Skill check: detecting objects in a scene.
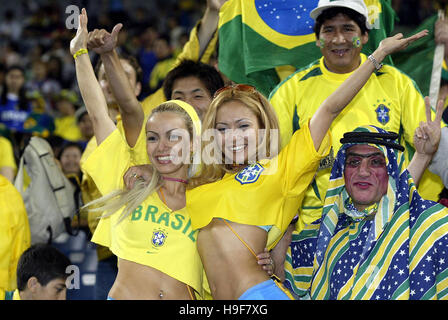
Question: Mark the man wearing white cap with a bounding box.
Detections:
[269,0,444,286]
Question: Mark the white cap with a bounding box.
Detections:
[310,0,369,28]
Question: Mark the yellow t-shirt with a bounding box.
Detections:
[0,136,17,173]
[0,175,31,298]
[269,54,444,231]
[83,129,203,295]
[54,116,82,142]
[187,121,331,250]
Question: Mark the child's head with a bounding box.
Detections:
[16,244,71,300]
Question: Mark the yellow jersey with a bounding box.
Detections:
[0,136,16,173]
[0,175,30,298]
[83,129,203,295]
[187,121,331,250]
[269,54,444,232]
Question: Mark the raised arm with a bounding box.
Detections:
[87,25,144,147]
[309,30,429,151]
[70,8,115,145]
[197,0,228,57]
[435,14,448,61]
[408,97,444,186]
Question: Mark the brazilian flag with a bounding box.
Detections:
[218,0,396,97]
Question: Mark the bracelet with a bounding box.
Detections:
[368,54,383,71]
[73,48,88,59]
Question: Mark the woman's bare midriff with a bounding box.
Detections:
[197,218,270,300]
[108,258,194,300]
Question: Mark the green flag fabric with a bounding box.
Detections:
[392,14,440,98]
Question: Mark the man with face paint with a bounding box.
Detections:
[269,0,445,282]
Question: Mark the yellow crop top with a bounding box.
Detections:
[186,121,331,250]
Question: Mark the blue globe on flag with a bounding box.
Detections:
[255,0,318,36]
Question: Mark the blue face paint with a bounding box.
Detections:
[352,36,361,48]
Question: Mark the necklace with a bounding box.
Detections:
[162,176,188,184]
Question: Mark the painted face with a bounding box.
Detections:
[59,146,82,175]
[34,278,67,300]
[171,76,212,121]
[98,59,138,105]
[344,144,389,211]
[317,13,368,73]
[215,100,261,165]
[146,112,191,175]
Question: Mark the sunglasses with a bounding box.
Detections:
[213,84,258,99]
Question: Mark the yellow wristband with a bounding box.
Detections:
[73,48,88,59]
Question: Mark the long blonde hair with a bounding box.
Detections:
[189,87,280,188]
[83,101,195,224]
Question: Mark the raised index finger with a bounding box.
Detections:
[79,8,88,30]
[434,99,445,124]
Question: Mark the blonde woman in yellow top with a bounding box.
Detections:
[186,31,429,299]
[71,9,203,300]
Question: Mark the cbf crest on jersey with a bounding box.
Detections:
[151,229,168,247]
[235,163,264,185]
[375,102,390,125]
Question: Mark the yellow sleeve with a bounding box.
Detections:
[174,21,218,66]
[0,176,30,294]
[269,75,298,149]
[82,129,131,196]
[275,120,331,195]
[0,137,17,172]
[116,119,150,166]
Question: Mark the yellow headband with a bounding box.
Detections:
[164,99,202,140]
[159,99,202,177]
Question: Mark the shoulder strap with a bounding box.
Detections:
[221,219,258,259]
[220,218,282,282]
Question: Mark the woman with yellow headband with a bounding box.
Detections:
[71,9,203,300]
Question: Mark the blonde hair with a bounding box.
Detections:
[83,101,194,224]
[189,88,280,188]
